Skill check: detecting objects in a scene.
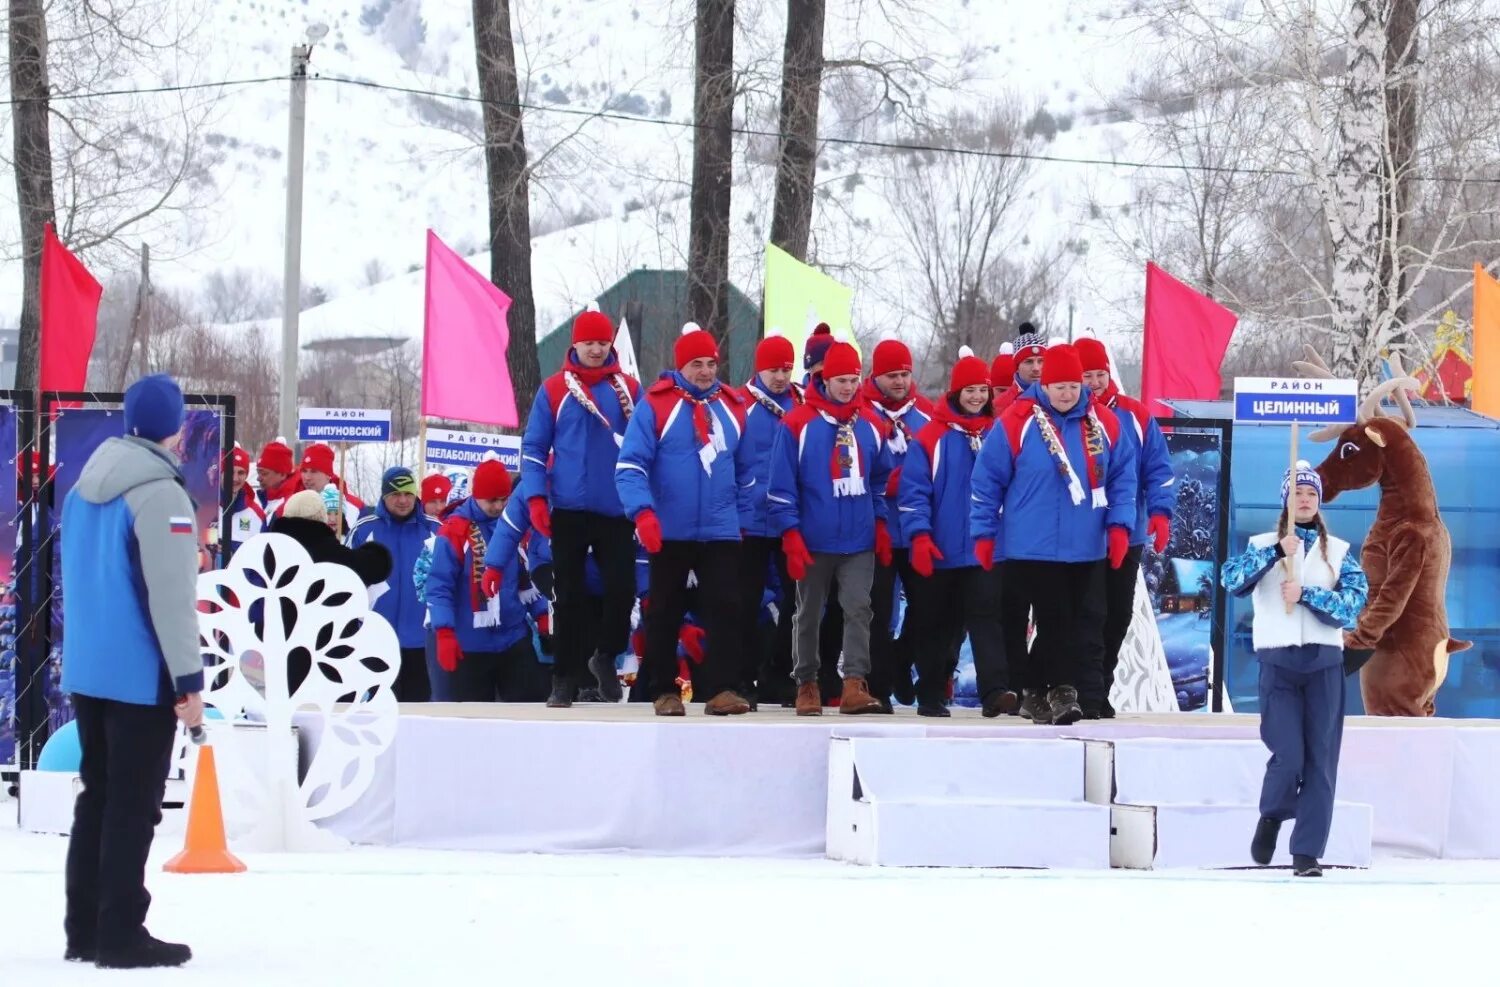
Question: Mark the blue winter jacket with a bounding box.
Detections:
[615,371,755,542]
[427,498,538,653]
[863,379,931,551]
[61,437,204,705]
[969,386,1140,563]
[739,378,800,537]
[766,382,894,555]
[898,403,993,569]
[349,502,439,649]
[1101,385,1178,546]
[520,349,642,517]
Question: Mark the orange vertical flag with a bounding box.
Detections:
[1473,263,1500,418]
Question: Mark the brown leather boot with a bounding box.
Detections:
[795,681,823,716]
[704,691,751,716]
[839,677,884,714]
[653,693,686,716]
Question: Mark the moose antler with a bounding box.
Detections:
[1292,344,1333,380]
[1294,345,1419,439]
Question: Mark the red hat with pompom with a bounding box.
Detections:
[1075,335,1111,375]
[949,346,991,393]
[472,454,513,500]
[755,330,796,372]
[674,322,720,369]
[1040,343,1084,385]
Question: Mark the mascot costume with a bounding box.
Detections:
[1295,348,1470,715]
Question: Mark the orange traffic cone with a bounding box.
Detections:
[164,744,247,874]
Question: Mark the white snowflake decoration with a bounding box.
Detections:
[197,533,400,845]
[1114,568,1180,713]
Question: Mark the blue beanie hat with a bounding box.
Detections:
[321,483,343,514]
[123,374,185,442]
[1281,459,1322,504]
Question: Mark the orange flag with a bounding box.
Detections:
[1474,263,1500,418]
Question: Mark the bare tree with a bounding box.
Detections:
[473,0,541,417]
[7,0,56,391]
[688,0,736,352]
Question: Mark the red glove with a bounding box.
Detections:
[1148,515,1171,554]
[975,538,996,572]
[782,529,814,582]
[481,566,504,598]
[536,612,551,637]
[528,497,553,538]
[1108,526,1130,569]
[874,519,893,567]
[909,533,943,578]
[435,628,463,673]
[635,509,663,554]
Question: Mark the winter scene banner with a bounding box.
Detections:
[0,404,18,764]
[1141,428,1226,712]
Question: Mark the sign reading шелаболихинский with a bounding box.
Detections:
[297,407,393,443]
[424,427,521,469]
[1232,377,1359,425]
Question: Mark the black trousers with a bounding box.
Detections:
[738,536,795,702]
[394,646,432,703]
[1002,559,1106,694]
[643,540,741,701]
[905,565,1008,705]
[65,695,178,952]
[549,509,637,679]
[431,636,550,702]
[1002,563,1038,693]
[1091,545,1143,709]
[868,548,915,702]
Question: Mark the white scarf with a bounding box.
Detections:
[820,411,867,497]
[1030,404,1109,509]
[564,371,635,447]
[872,399,917,455]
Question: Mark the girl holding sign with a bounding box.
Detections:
[1220,461,1368,876]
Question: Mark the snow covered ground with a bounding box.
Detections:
[4,803,1498,985]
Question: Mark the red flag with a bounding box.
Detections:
[1140,261,1237,417]
[39,223,102,392]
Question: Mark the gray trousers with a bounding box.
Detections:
[793,551,876,684]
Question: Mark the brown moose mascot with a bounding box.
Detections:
[1295,348,1471,716]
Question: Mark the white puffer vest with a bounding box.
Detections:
[1248,530,1350,650]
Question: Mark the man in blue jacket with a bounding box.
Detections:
[489,309,641,707]
[736,332,803,706]
[349,466,440,702]
[430,460,549,701]
[1077,336,1177,717]
[616,326,757,716]
[61,374,203,970]
[969,344,1139,726]
[768,341,894,716]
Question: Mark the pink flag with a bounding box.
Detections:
[1140,261,1238,417]
[422,230,518,427]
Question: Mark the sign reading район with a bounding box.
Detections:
[1232,377,1358,424]
[425,427,521,469]
[297,407,393,443]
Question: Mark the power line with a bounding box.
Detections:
[8,70,1500,186]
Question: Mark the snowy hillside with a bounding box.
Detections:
[1,0,1168,355]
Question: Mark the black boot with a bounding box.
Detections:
[917,701,951,717]
[1019,689,1053,725]
[892,664,917,706]
[1292,854,1323,877]
[546,676,574,708]
[1099,698,1116,719]
[95,934,192,970]
[64,944,95,963]
[588,651,623,702]
[1046,686,1082,726]
[1250,816,1281,865]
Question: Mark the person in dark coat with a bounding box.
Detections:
[348,467,440,702]
[268,491,392,588]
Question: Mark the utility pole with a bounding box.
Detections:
[279,25,327,441]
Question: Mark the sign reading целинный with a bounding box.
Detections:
[297,407,393,443]
[1232,377,1358,424]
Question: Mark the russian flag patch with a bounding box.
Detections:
[169,516,194,535]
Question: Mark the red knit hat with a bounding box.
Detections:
[571,309,615,345]
[231,444,251,472]
[674,323,720,369]
[1040,343,1084,385]
[872,335,913,377]
[472,457,513,500]
[300,443,336,476]
[821,341,862,380]
[803,322,835,370]
[991,343,1015,386]
[257,439,295,475]
[421,474,452,504]
[949,347,991,393]
[755,334,796,372]
[1075,336,1111,375]
[1015,338,1046,363]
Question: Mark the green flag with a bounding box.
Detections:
[763,243,855,364]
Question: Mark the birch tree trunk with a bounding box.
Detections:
[473,0,541,415]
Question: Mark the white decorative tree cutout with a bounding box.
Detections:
[197,533,399,849]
